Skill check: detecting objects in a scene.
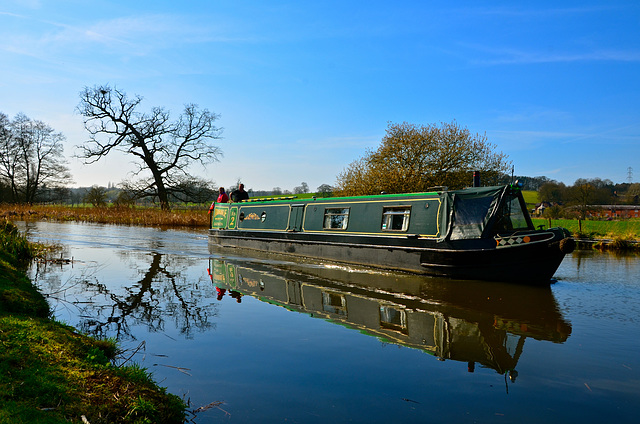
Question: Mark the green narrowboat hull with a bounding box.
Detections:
[208,185,575,284]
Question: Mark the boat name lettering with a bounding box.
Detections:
[244,212,262,221]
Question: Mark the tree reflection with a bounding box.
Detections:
[31,251,217,341]
[571,249,640,281]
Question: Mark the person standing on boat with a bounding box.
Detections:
[208,187,229,227]
[230,183,249,202]
[217,187,229,203]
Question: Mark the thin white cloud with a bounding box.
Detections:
[295,135,380,149]
[43,15,212,54]
[460,5,620,18]
[491,124,640,150]
[0,11,25,17]
[559,123,640,144]
[1,11,252,61]
[493,129,587,139]
[4,0,41,9]
[494,108,573,124]
[472,47,640,65]
[450,4,640,66]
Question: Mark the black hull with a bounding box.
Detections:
[419,241,566,283]
[208,227,573,285]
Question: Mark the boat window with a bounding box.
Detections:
[380,305,408,334]
[323,208,349,230]
[322,291,347,316]
[381,207,410,231]
[494,195,531,233]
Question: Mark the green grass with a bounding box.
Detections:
[532,217,640,240]
[519,190,640,243]
[522,190,538,209]
[0,221,187,424]
[0,220,36,261]
[521,191,640,241]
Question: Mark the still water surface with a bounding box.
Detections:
[19,221,640,423]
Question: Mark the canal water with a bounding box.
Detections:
[18,221,640,423]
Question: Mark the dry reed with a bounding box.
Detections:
[0,204,209,228]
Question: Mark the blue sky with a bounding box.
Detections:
[1,0,639,192]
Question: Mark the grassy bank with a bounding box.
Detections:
[0,221,186,424]
[532,218,640,240]
[532,218,640,251]
[521,190,538,210]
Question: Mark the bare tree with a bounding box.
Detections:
[76,85,223,210]
[84,185,108,207]
[539,181,568,205]
[0,112,72,203]
[627,183,640,205]
[293,181,309,194]
[316,183,334,196]
[568,178,614,220]
[170,175,217,204]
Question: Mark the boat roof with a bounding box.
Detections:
[240,185,513,205]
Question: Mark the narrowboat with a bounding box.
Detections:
[208,184,575,284]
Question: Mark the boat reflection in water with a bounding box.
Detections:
[207,257,571,377]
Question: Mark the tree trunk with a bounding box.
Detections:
[154,174,170,211]
[145,154,171,211]
[158,190,170,211]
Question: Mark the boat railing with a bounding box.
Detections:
[242,196,297,203]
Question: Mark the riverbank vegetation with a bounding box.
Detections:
[526,183,640,250]
[0,203,209,228]
[0,220,186,423]
[532,218,640,251]
[532,218,640,239]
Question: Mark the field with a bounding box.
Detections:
[522,190,538,209]
[521,189,640,241]
[532,218,640,240]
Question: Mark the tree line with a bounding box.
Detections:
[80,181,331,208]
[0,112,72,203]
[537,178,640,220]
[1,86,335,208]
[1,85,637,211]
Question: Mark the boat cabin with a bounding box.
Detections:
[210,185,533,242]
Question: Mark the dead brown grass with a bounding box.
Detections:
[0,204,209,229]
